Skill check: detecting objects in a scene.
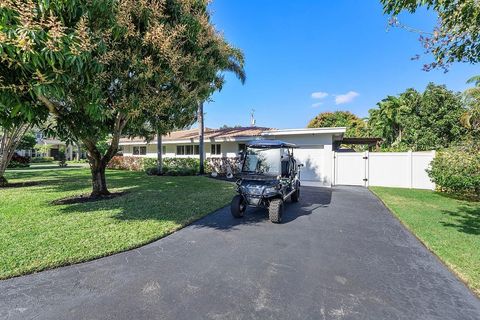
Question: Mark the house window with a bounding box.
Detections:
[133,146,147,155]
[238,143,246,153]
[177,145,199,155]
[162,145,166,155]
[211,144,221,155]
[176,145,185,155]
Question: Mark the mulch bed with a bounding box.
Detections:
[51,191,128,205]
[0,181,42,188]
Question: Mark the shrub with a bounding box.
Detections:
[107,156,147,171]
[427,145,480,197]
[7,154,30,168]
[67,159,88,163]
[58,148,67,167]
[146,158,213,176]
[31,157,54,163]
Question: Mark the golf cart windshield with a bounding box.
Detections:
[242,148,281,175]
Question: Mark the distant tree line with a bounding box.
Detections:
[308,82,479,152]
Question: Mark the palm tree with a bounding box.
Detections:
[197,46,246,174]
[369,96,404,147]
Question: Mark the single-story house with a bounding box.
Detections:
[15,132,87,161]
[119,126,346,186]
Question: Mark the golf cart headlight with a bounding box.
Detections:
[245,185,262,195]
[264,186,276,194]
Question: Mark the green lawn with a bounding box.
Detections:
[0,168,235,279]
[370,187,480,296]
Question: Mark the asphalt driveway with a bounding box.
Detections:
[1,186,479,320]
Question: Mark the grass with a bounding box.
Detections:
[0,167,235,279]
[370,187,480,296]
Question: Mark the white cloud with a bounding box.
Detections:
[311,102,323,108]
[311,91,328,99]
[335,91,359,105]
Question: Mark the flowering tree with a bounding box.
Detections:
[0,0,88,185]
[1,0,244,196]
[381,0,480,71]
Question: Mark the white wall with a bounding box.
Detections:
[273,133,335,186]
[119,132,338,186]
[334,151,435,190]
[121,141,244,159]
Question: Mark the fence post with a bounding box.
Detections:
[408,150,413,189]
[364,151,369,187]
[332,151,336,186]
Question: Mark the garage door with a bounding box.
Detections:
[293,146,325,182]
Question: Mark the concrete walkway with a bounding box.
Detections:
[1,186,479,319]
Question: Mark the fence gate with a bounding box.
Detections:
[334,152,368,186]
[333,151,435,190]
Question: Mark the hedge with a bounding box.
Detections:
[427,145,480,197]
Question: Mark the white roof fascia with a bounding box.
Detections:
[261,127,346,136]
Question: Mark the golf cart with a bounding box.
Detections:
[230,140,302,223]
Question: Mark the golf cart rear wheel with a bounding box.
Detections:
[231,195,246,218]
[269,199,284,223]
[291,187,300,202]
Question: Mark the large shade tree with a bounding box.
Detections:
[307,111,367,138]
[2,0,244,196]
[0,0,84,185]
[381,0,480,71]
[368,83,466,151]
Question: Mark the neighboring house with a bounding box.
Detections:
[16,132,87,161]
[119,126,346,186]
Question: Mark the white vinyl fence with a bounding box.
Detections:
[333,151,435,190]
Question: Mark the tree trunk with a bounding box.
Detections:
[198,102,205,175]
[157,130,163,175]
[83,113,126,197]
[76,143,81,161]
[90,159,109,197]
[0,123,31,186]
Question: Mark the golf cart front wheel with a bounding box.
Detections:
[231,195,246,218]
[269,199,284,223]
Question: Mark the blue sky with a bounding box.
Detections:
[203,1,479,129]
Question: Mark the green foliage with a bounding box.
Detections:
[17,132,36,150]
[307,111,367,137]
[146,158,211,176]
[381,0,480,70]
[57,147,67,167]
[427,145,480,197]
[463,77,480,141]
[34,144,51,156]
[368,83,466,151]
[7,154,30,168]
[31,157,54,163]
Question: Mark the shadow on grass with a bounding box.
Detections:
[189,186,333,232]
[50,172,236,226]
[441,205,480,235]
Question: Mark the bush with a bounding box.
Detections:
[57,148,67,167]
[31,157,54,163]
[107,156,147,171]
[7,154,30,168]
[146,158,212,176]
[427,145,480,197]
[67,159,88,163]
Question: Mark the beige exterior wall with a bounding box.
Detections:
[119,131,340,186]
[121,141,245,159]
